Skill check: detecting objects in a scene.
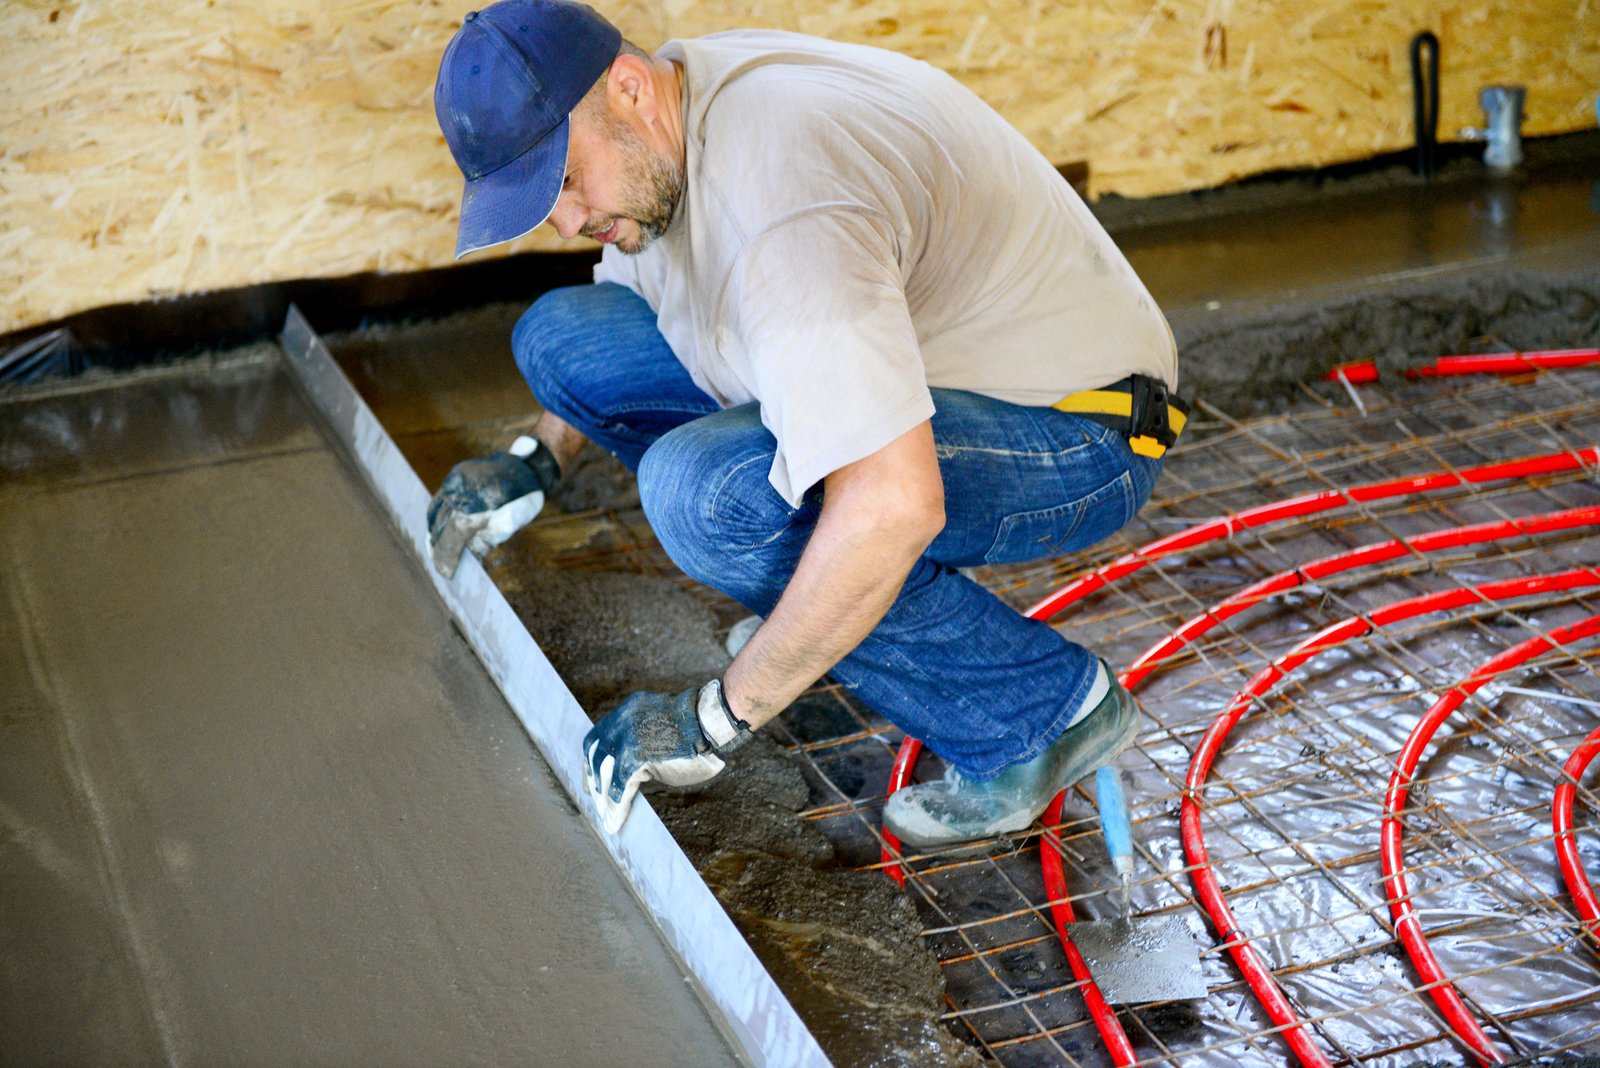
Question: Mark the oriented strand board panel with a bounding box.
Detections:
[2,0,1596,333]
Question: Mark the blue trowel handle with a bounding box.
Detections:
[1095,765,1134,880]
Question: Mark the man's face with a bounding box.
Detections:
[550,103,683,255]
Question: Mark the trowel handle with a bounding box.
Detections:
[1095,764,1134,872]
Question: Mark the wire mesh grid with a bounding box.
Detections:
[528,364,1600,1066]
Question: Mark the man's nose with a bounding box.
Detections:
[548,194,585,240]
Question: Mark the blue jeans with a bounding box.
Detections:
[514,283,1164,779]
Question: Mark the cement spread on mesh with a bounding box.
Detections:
[490,547,984,1067]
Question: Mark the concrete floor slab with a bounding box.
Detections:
[0,359,743,1067]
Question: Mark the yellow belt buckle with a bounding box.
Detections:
[1128,434,1166,459]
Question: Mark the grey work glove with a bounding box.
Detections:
[582,679,753,834]
[426,435,560,579]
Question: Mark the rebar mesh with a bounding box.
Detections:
[529,364,1600,1066]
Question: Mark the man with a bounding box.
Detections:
[427,0,1183,846]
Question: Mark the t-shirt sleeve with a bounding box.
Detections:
[729,208,935,506]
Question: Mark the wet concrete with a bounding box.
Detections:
[1174,264,1600,407]
[485,553,980,1067]
[1119,165,1599,318]
[0,359,741,1067]
[1112,140,1600,406]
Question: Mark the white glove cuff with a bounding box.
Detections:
[697,679,748,750]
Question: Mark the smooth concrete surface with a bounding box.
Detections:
[279,307,829,1068]
[1121,165,1600,323]
[0,358,742,1067]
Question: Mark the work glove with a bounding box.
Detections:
[582,679,753,834]
[426,435,560,579]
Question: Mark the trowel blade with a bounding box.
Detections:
[1067,914,1207,1004]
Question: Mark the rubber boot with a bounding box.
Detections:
[882,664,1141,849]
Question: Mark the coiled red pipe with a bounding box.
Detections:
[1383,614,1600,1066]
[1555,724,1600,945]
[1023,447,1599,623]
[889,449,1600,880]
[881,447,1598,1064]
[1125,506,1600,689]
[1187,571,1600,1066]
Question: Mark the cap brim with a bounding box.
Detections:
[453,118,570,260]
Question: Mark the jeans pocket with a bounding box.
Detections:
[983,470,1136,565]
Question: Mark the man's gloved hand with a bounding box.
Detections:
[583,679,753,834]
[427,435,560,579]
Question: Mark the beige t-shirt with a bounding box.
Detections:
[594,31,1177,506]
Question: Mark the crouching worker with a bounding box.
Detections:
[425,0,1184,845]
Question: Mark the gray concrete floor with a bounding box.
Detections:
[0,358,741,1067]
[1116,157,1600,323]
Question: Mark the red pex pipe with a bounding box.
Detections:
[879,739,1140,1064]
[1039,789,1140,1066]
[881,741,920,887]
[1383,614,1600,1067]
[1186,571,1600,1067]
[1124,506,1600,689]
[1407,348,1600,378]
[1324,360,1382,384]
[1555,724,1600,945]
[1022,446,1600,624]
[882,451,1597,1065]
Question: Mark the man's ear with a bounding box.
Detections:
[605,53,658,123]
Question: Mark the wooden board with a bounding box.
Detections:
[3,0,1596,333]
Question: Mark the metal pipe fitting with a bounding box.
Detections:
[1460,84,1526,171]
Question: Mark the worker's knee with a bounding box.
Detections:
[511,285,596,414]
[638,408,811,586]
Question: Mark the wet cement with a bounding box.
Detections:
[1174,264,1600,408]
[489,556,983,1067]
[0,358,741,1067]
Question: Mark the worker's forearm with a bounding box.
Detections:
[721,424,944,729]
[722,508,930,729]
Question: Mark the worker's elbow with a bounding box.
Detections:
[885,483,945,556]
[910,494,946,551]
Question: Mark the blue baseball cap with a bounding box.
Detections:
[435,1,622,258]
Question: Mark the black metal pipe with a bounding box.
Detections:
[1411,31,1440,179]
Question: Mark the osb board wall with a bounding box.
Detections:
[3,0,1596,334]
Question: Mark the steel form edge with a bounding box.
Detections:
[278,306,830,1068]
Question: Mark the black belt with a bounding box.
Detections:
[1052,375,1189,459]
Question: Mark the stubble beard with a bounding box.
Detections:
[595,117,684,255]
